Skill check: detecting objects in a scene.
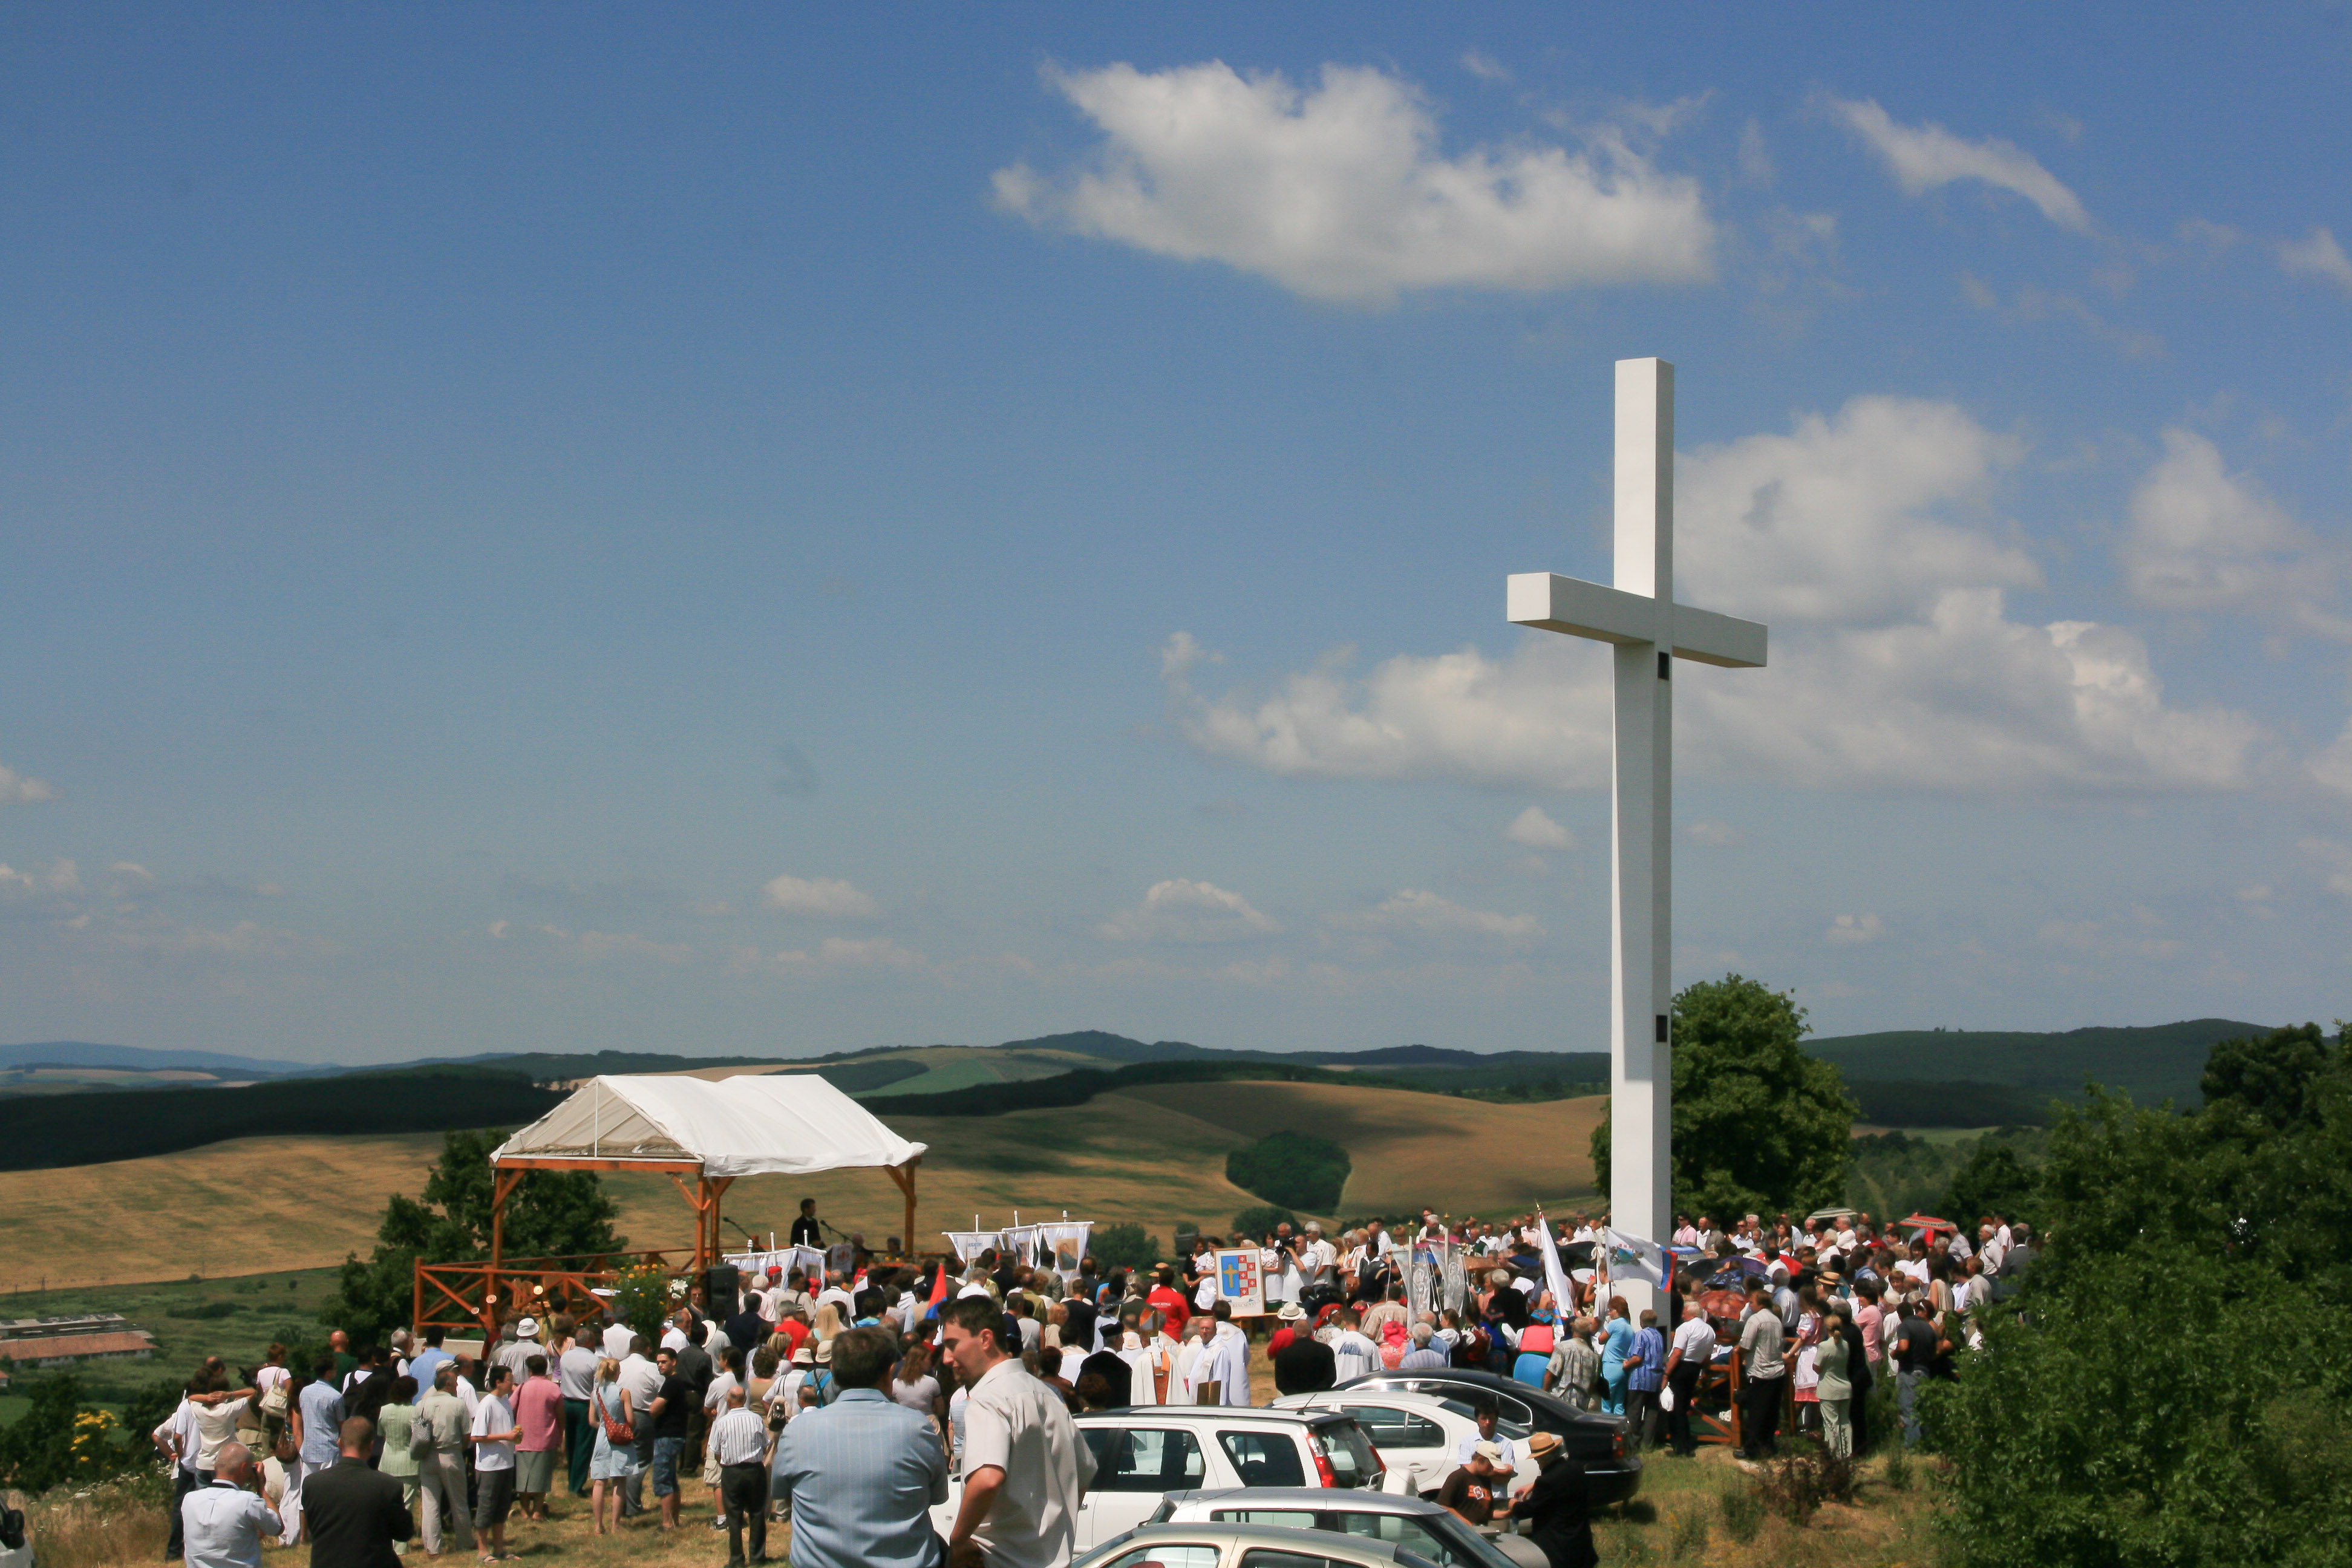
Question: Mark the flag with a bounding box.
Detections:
[1599,1227,1671,1289]
[926,1259,951,1308]
[1534,1209,1574,1313]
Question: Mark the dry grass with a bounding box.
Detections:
[10,1480,169,1568]
[0,1084,1598,1289]
[1591,1446,1944,1568]
[1123,1083,1604,1215]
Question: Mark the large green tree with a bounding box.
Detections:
[321,1128,624,1343]
[1589,973,1857,1223]
[1932,1022,2352,1568]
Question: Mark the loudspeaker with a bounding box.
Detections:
[705,1264,741,1321]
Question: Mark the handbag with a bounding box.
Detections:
[260,1383,290,1419]
[408,1409,436,1460]
[598,1387,636,1446]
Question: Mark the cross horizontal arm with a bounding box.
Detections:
[1506,572,1766,668]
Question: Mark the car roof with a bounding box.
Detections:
[1159,1487,1455,1519]
[1277,1390,1469,1417]
[1109,1521,1411,1563]
[1077,1407,1336,1428]
[1337,1370,1607,1423]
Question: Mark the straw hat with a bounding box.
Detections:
[1527,1430,1564,1465]
[1277,1301,1306,1322]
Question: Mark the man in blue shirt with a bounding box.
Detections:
[405,1328,452,1406]
[1622,1308,1668,1451]
[287,1355,346,1547]
[773,1327,949,1568]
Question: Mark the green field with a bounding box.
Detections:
[0,1264,346,1406]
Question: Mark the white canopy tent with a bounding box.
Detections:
[487,1073,928,1271]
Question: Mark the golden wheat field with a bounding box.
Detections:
[0,1084,1601,1290]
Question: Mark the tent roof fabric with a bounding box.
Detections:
[490,1074,926,1179]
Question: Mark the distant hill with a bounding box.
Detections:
[1806,1018,2271,1110]
[0,1040,318,1074]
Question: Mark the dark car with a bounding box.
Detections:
[1333,1368,1641,1506]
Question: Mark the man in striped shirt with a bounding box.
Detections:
[707,1386,774,1568]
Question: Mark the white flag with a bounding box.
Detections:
[1534,1209,1574,1312]
[1599,1227,1670,1289]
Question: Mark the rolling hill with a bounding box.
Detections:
[1807,1018,2268,1109]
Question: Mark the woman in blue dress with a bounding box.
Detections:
[1596,1297,1635,1416]
[588,1357,642,1537]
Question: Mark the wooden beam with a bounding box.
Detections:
[494,1157,703,1175]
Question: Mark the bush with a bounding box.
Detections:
[0,1375,131,1492]
[1090,1223,1163,1271]
[1716,1478,1763,1543]
[166,1300,243,1320]
[1226,1131,1351,1213]
[1230,1204,1297,1237]
[1756,1450,1858,1525]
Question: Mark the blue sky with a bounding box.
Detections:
[4,6,2350,1064]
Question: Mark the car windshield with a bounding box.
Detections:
[1322,1509,1522,1568]
[1432,1398,1531,1443]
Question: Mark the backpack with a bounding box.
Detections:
[1518,1323,1556,1357]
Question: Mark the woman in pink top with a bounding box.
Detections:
[512,1354,566,1522]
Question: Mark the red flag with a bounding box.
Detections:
[927,1262,950,1307]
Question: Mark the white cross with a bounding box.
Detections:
[1506,358,1767,1276]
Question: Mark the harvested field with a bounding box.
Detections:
[0,1084,1598,1289]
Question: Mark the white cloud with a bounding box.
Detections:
[1330,889,1544,941]
[2310,722,2352,797]
[739,936,932,977]
[488,920,511,938]
[575,930,694,964]
[0,859,80,897]
[1097,878,1281,943]
[1458,50,1509,82]
[0,764,59,805]
[2304,838,2352,899]
[2036,914,2184,961]
[2278,227,2352,294]
[1688,820,1742,848]
[1677,396,2039,624]
[994,60,1716,306]
[1505,806,1573,850]
[760,874,883,920]
[1825,913,1883,944]
[1828,97,2089,232]
[111,916,325,961]
[2120,430,2351,638]
[1168,592,2258,797]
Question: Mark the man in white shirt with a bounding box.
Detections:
[470,1364,521,1562]
[707,1385,774,1566]
[1299,1224,1337,1293]
[1661,1302,1719,1457]
[941,1296,1094,1568]
[153,1383,206,1560]
[1326,1309,1381,1385]
[180,1442,280,1568]
[618,1334,664,1518]
[816,1272,855,1321]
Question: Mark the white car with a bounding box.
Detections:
[936,1406,1390,1551]
[1151,1486,1546,1568]
[1076,1520,1441,1568]
[1271,1390,1523,1502]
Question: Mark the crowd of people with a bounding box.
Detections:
[140,1198,2026,1568]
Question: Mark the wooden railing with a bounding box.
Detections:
[413,1249,701,1341]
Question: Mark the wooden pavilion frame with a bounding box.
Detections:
[413,1150,921,1340]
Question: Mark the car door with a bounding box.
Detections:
[1077,1424,1211,1547]
[1332,1404,1451,1495]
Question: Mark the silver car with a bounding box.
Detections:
[1151,1487,1546,1568]
[1076,1520,1445,1568]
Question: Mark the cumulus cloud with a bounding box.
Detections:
[1677,396,2039,623]
[1828,97,2089,232]
[111,916,327,961]
[1688,820,1742,848]
[575,930,694,964]
[1097,878,1281,943]
[2278,227,2352,294]
[1329,889,1544,941]
[994,60,1715,306]
[1505,806,1573,850]
[0,859,81,897]
[0,764,59,805]
[1825,913,1883,944]
[2119,430,2351,639]
[760,874,883,920]
[2310,723,2352,798]
[737,936,932,978]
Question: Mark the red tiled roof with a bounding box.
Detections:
[0,1331,156,1361]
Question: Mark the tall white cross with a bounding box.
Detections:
[1506,359,1768,1276]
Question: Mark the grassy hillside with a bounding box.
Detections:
[0,1083,1599,1290]
[1807,1018,2268,1107]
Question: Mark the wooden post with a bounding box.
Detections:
[887,1157,920,1263]
[485,1167,525,1340]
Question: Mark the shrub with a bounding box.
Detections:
[1230,1204,1297,1237]
[167,1299,243,1320]
[1716,1478,1763,1543]
[0,1375,131,1493]
[1091,1223,1163,1271]
[1226,1130,1350,1213]
[1756,1450,1858,1526]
